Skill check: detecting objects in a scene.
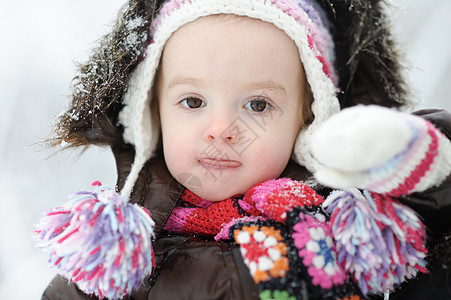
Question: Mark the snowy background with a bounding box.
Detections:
[0,0,450,298]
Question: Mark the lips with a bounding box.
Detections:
[198,158,241,170]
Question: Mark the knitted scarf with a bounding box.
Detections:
[164,190,259,236]
[163,178,323,237]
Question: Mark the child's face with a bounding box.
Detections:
[157,16,309,201]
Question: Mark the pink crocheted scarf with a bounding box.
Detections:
[163,178,324,237]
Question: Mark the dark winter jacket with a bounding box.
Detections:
[42,110,451,299]
[41,0,451,298]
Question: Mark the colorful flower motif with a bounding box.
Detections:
[259,289,296,300]
[234,226,289,284]
[292,213,347,289]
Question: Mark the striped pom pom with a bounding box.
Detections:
[323,189,427,295]
[34,182,155,299]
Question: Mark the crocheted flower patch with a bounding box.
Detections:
[233,224,289,284]
[290,211,347,289]
[231,216,363,300]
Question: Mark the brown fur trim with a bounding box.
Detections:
[320,0,411,109]
[51,0,158,147]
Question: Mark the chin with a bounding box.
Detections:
[199,191,234,202]
[196,187,245,202]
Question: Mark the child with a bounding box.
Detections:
[36,0,451,299]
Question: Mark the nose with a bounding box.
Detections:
[204,111,240,145]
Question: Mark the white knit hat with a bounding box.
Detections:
[118,0,340,197]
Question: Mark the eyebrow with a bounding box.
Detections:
[167,76,287,96]
[168,76,204,89]
[246,81,287,96]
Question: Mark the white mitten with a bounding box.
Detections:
[311,105,451,196]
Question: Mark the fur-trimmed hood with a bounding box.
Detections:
[52,0,410,148]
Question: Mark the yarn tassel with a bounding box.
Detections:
[323,189,427,295]
[34,181,155,299]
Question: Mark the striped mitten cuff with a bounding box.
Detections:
[311,105,451,196]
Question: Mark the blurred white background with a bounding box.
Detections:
[0,0,450,298]
[0,1,124,298]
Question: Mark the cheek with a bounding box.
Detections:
[247,122,298,173]
[160,112,206,179]
[160,104,187,146]
[160,109,188,171]
[162,130,193,183]
[258,113,300,153]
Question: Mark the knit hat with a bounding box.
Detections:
[118,0,340,197]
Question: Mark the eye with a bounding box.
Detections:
[244,98,272,112]
[180,97,205,109]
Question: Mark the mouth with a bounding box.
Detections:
[198,158,242,170]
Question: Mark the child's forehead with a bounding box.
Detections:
[165,14,298,60]
[160,15,303,86]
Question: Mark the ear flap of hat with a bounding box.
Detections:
[119,58,161,197]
